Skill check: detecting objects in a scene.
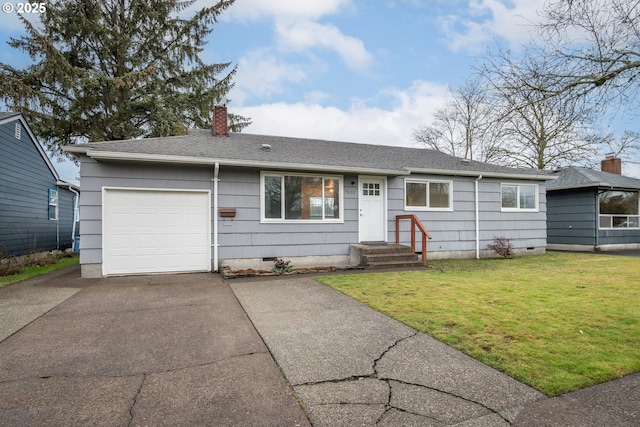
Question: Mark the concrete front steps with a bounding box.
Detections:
[349,243,425,269]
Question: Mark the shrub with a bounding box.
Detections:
[0,250,65,277]
[487,236,514,258]
[0,253,22,276]
[271,258,292,275]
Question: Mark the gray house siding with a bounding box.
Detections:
[547,189,597,246]
[598,229,640,245]
[547,187,640,249]
[388,176,547,257]
[0,118,75,255]
[77,155,550,276]
[217,167,359,267]
[77,157,213,275]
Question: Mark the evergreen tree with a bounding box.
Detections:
[0,0,249,154]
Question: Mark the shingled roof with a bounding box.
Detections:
[64,129,554,180]
[547,166,640,191]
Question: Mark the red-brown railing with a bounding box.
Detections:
[395,214,432,266]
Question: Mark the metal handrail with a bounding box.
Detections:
[395,214,432,266]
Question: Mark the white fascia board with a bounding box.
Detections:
[61,145,89,155]
[405,167,557,181]
[56,180,81,191]
[549,183,640,191]
[85,150,410,176]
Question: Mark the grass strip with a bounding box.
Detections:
[0,256,79,288]
[317,252,640,396]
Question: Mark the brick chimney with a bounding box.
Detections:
[212,105,228,137]
[601,155,622,175]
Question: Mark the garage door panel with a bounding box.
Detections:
[104,189,211,275]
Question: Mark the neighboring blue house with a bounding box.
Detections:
[64,106,554,278]
[0,112,79,256]
[546,157,640,251]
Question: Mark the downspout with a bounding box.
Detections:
[56,185,60,250]
[213,162,220,272]
[69,186,80,251]
[475,175,483,259]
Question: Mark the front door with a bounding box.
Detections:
[358,177,386,242]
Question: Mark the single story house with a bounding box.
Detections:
[547,156,640,251]
[0,112,79,256]
[64,106,554,278]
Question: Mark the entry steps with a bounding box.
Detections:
[349,243,424,269]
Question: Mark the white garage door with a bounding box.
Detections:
[103,189,211,276]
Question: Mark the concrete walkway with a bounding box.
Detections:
[231,278,545,426]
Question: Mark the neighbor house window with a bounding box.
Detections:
[501,184,538,211]
[262,172,342,222]
[405,179,452,210]
[48,189,58,221]
[599,190,639,229]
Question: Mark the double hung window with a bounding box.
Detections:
[48,189,58,221]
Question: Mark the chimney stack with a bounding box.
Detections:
[212,105,228,137]
[601,154,622,175]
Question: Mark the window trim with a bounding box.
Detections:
[404,178,453,211]
[501,183,539,212]
[48,189,58,221]
[598,189,640,229]
[260,171,344,223]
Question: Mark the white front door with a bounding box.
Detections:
[358,177,386,242]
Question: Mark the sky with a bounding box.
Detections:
[1,0,639,180]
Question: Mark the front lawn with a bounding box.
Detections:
[316,252,640,397]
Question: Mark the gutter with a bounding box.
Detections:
[67,149,410,176]
[405,167,557,181]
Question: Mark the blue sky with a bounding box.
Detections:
[2,0,639,178]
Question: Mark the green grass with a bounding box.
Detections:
[0,256,79,289]
[317,252,640,397]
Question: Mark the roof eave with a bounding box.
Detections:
[405,167,557,181]
[549,182,640,191]
[84,150,410,176]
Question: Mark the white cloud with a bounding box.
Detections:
[624,162,640,179]
[233,49,307,105]
[223,0,353,22]
[275,20,372,71]
[232,80,450,147]
[219,0,372,73]
[441,0,544,53]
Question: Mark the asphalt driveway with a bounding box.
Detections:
[0,266,309,426]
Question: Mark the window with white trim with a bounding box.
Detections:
[404,179,452,210]
[48,189,58,221]
[501,184,538,211]
[599,190,639,229]
[262,172,343,222]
